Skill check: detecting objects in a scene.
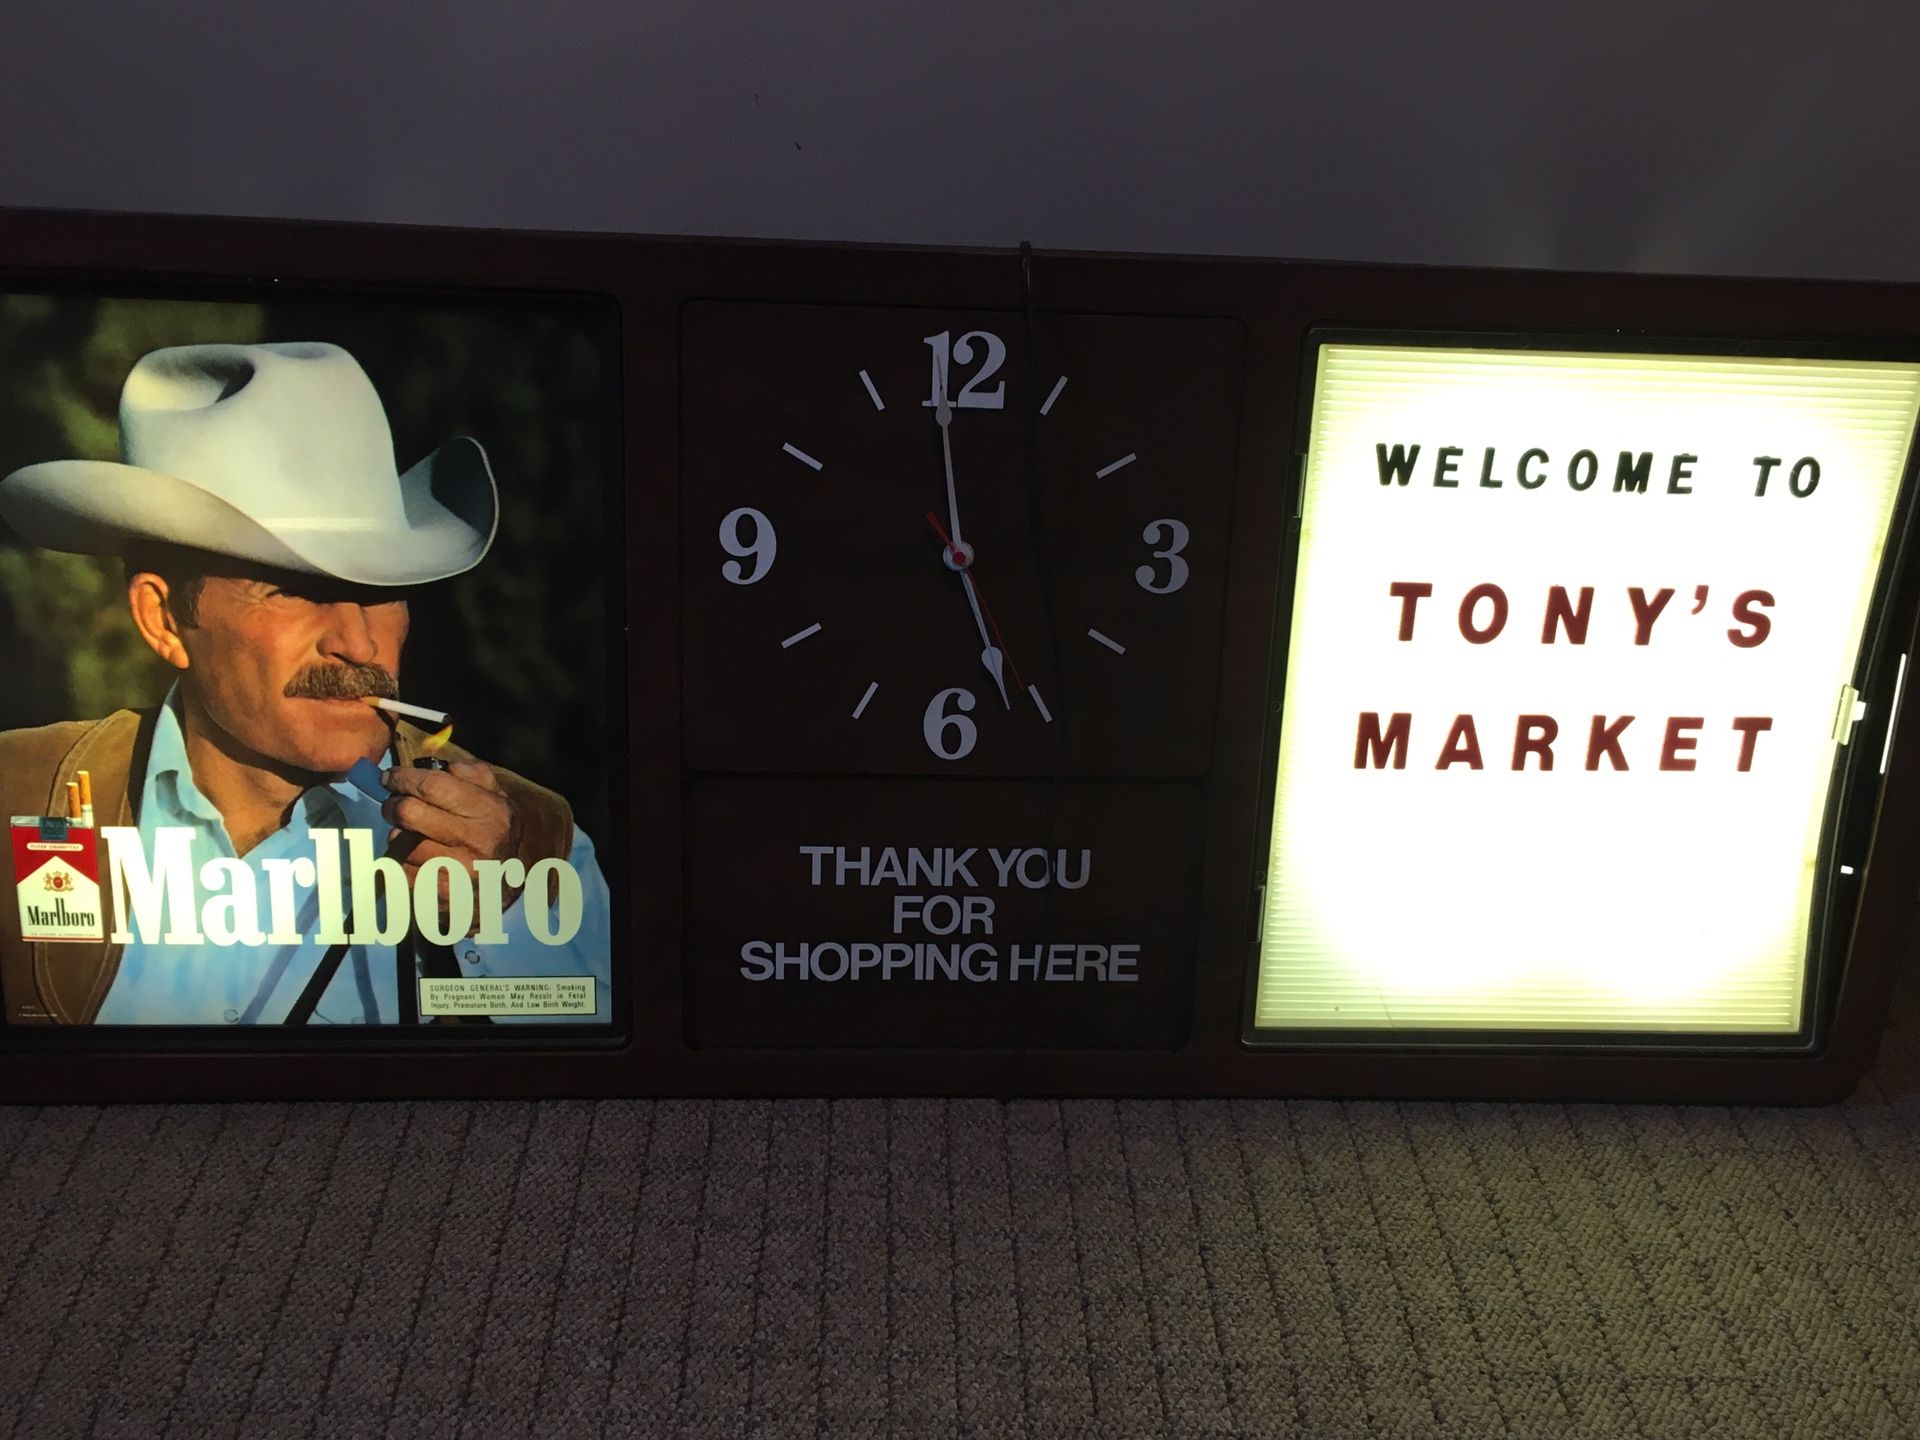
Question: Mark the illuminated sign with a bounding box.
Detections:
[1254,343,1920,1036]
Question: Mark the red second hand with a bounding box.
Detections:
[924,511,1026,691]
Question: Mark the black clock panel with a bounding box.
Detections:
[680,302,1246,778]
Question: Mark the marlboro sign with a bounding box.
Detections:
[3,204,1920,1105]
[11,817,104,943]
[1252,340,1920,1040]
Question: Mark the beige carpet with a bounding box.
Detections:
[0,970,1916,1439]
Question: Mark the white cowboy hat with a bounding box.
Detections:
[0,341,497,586]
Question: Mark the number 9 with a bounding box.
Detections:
[720,507,777,585]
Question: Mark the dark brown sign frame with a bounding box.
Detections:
[1,205,1915,1104]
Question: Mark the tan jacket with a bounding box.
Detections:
[0,709,576,1024]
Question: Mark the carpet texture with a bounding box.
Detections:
[1,977,1917,1439]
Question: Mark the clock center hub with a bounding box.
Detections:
[942,540,975,572]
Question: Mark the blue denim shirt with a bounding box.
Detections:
[94,689,612,1025]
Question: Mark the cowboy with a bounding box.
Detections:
[0,341,612,1025]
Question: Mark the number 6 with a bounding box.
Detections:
[923,687,978,760]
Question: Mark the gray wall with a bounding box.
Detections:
[2,0,1916,280]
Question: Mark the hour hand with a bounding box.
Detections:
[982,650,1009,705]
[956,571,1010,707]
[927,511,1015,709]
[972,612,1012,707]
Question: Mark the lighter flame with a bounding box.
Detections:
[422,724,455,754]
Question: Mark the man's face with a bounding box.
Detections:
[173,570,411,776]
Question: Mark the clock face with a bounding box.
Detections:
[681,302,1245,778]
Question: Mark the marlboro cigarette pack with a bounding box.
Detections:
[10,816,104,943]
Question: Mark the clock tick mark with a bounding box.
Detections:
[783,442,824,471]
[1040,375,1068,416]
[859,370,884,411]
[781,622,823,648]
[1028,684,1053,723]
[1087,628,1126,655]
[1095,452,1137,479]
[852,681,878,719]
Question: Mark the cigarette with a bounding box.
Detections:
[77,769,94,827]
[362,697,451,725]
[66,781,82,823]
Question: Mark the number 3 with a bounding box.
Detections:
[1135,519,1190,594]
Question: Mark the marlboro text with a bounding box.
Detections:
[99,826,584,948]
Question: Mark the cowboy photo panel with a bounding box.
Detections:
[0,287,623,1033]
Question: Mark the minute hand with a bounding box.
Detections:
[937,358,964,550]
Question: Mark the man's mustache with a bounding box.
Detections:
[283,664,399,702]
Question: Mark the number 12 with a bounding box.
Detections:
[924,331,1006,410]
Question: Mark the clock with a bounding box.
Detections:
[680,301,1246,777]
[678,299,1245,1050]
